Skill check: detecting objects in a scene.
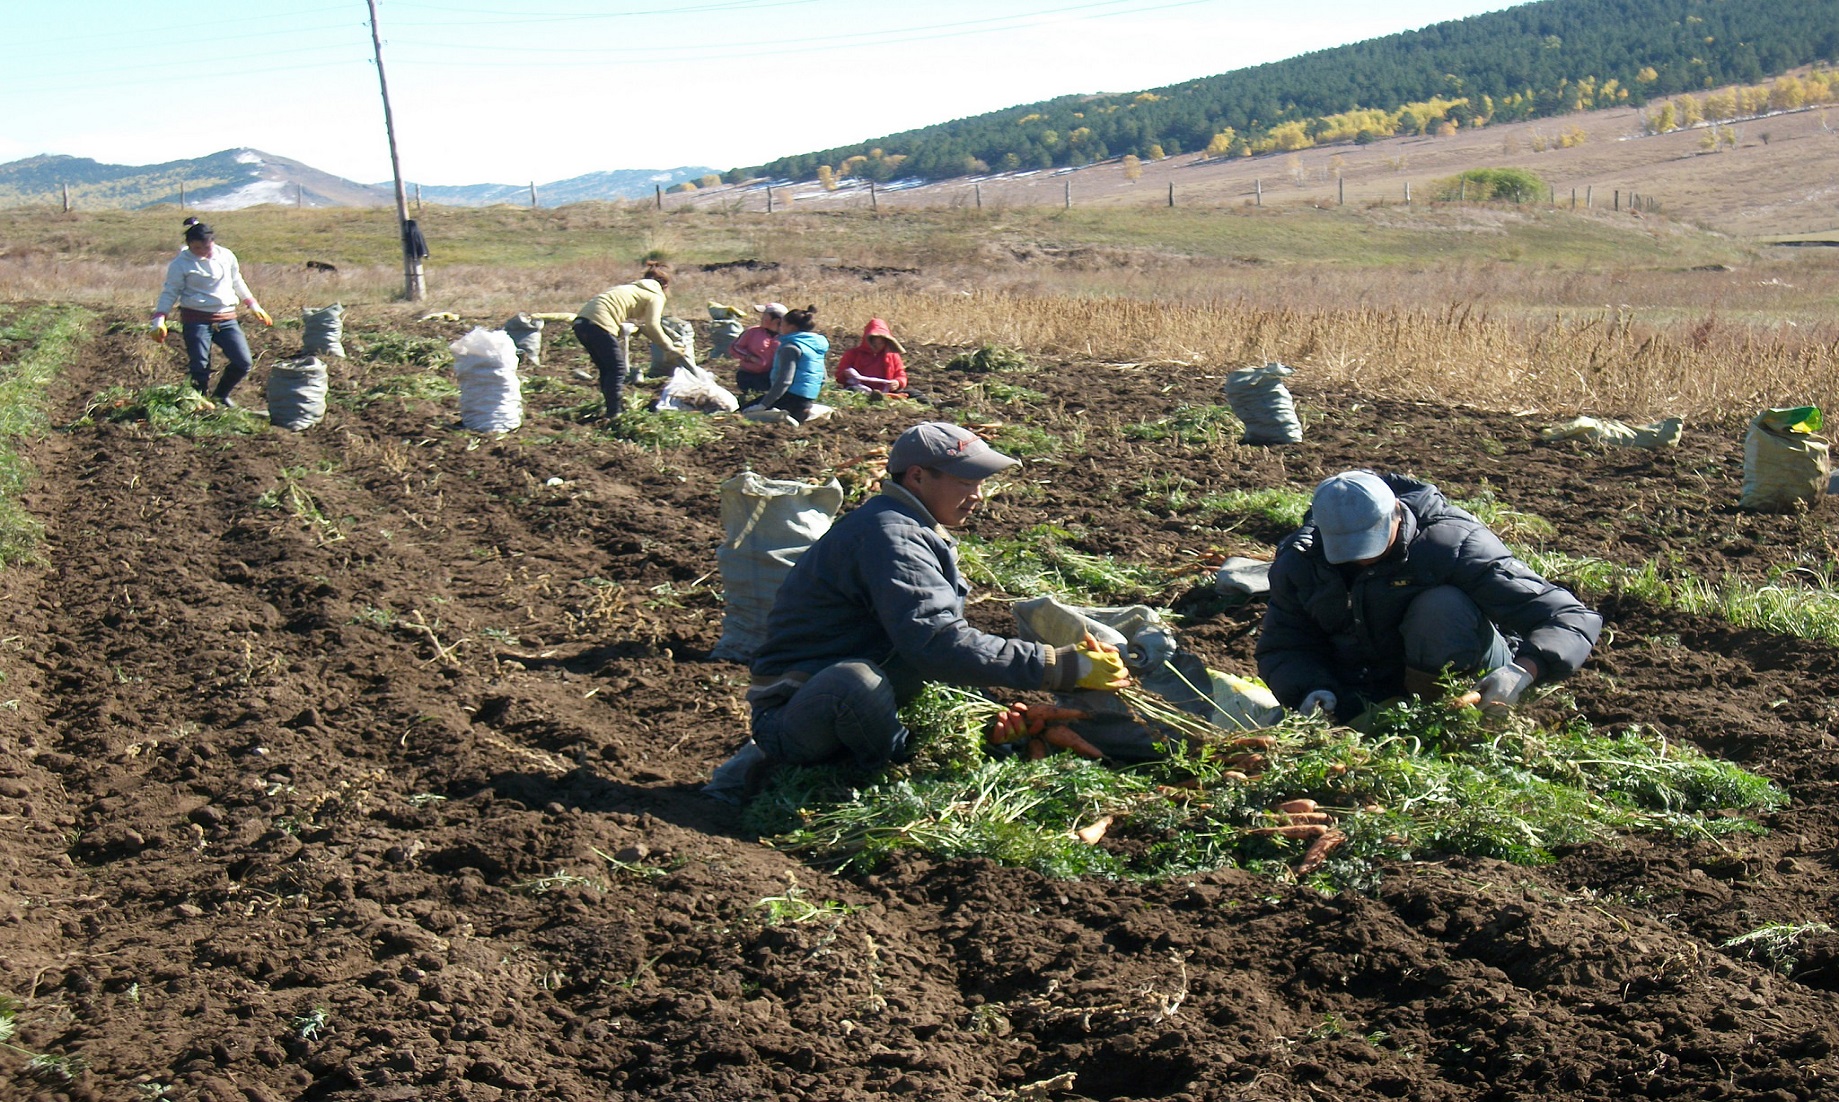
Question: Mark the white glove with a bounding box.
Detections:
[1299,690,1337,718]
[1474,661,1537,713]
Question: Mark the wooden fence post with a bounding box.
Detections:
[62,183,70,212]
[655,184,662,210]
[975,183,981,209]
[1338,176,1345,205]
[1168,181,1174,207]
[766,186,773,213]
[1255,179,1262,206]
[1063,179,1070,209]
[530,182,538,208]
[870,181,877,211]
[1405,181,1411,206]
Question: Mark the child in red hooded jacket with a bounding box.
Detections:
[835,318,909,396]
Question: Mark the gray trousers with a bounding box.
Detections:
[753,660,909,768]
[1399,585,1514,676]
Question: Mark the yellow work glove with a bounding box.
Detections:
[1072,632,1131,692]
[149,316,168,343]
[247,302,273,327]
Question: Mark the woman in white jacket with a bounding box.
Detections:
[149,219,271,408]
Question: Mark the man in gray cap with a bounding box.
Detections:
[1256,470,1602,725]
[705,422,1129,802]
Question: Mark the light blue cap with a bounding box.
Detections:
[1313,471,1397,563]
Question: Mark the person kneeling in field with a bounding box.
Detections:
[835,317,910,397]
[704,422,1130,803]
[1257,470,1603,726]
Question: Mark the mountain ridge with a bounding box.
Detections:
[0,150,718,211]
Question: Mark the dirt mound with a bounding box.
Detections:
[5,313,1839,1100]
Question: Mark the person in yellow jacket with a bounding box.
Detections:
[571,262,689,418]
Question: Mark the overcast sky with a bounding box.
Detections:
[7,0,1519,186]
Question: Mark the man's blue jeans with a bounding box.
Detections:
[751,661,909,768]
[182,318,253,397]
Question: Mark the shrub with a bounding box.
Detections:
[1434,167,1546,203]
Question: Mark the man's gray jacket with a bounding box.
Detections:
[751,484,1072,704]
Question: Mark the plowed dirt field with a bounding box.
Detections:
[5,309,1839,1101]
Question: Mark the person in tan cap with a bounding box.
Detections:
[704,422,1130,802]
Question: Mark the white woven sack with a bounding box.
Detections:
[710,473,845,662]
[450,327,523,432]
[1742,411,1830,511]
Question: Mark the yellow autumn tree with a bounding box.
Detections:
[1121,154,1142,181]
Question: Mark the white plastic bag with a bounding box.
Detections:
[656,365,739,413]
[450,327,522,432]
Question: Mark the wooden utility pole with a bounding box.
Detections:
[367,0,424,301]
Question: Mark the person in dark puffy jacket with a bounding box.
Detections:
[1256,470,1602,725]
[703,422,1130,802]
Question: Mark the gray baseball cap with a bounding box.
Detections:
[886,422,1019,480]
[1312,471,1398,563]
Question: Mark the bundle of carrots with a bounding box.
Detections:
[1252,798,1346,874]
[985,702,1105,760]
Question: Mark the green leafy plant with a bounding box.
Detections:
[753,886,857,927]
[1123,403,1242,446]
[292,1007,330,1042]
[755,680,1785,888]
[608,408,722,448]
[355,332,449,368]
[958,525,1167,602]
[81,383,266,439]
[346,371,461,408]
[0,306,88,567]
[1435,167,1546,202]
[989,423,1061,459]
[1721,922,1835,975]
[946,344,1030,373]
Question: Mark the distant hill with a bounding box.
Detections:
[412,168,719,208]
[0,150,721,210]
[747,0,1839,182]
[0,149,388,210]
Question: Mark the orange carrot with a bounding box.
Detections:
[1295,829,1347,874]
[1250,823,1331,840]
[1276,798,1318,815]
[1041,724,1105,760]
